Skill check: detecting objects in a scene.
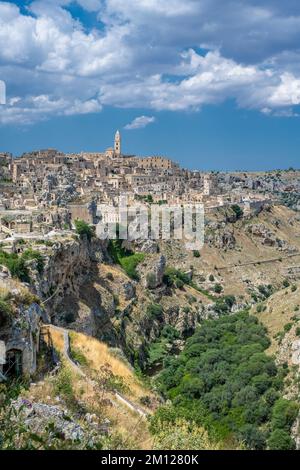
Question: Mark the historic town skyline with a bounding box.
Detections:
[0,1,300,170]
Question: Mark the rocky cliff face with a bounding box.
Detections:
[0,280,45,380]
[24,236,206,368]
[29,236,107,314]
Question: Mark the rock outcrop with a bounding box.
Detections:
[0,294,44,379]
[144,255,166,289]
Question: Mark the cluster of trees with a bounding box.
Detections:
[156,311,298,449]
[147,325,179,370]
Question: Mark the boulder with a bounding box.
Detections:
[145,255,166,289]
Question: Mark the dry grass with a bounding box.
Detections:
[253,282,300,355]
[69,330,154,404]
[26,327,154,450]
[44,325,65,352]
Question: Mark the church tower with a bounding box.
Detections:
[114,130,121,156]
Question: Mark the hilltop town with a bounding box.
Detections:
[0,131,299,239]
[1,132,300,450]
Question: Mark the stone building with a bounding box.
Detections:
[114,130,121,156]
[138,156,178,170]
[203,174,217,196]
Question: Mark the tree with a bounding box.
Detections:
[214,283,223,294]
[271,399,299,430]
[74,219,93,241]
[239,425,265,450]
[267,429,295,450]
[231,204,244,220]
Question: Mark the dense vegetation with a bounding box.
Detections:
[108,239,145,280]
[155,311,298,449]
[0,248,44,282]
[147,325,179,370]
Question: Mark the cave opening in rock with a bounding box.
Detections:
[3,349,23,377]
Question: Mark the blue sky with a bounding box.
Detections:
[0,0,300,170]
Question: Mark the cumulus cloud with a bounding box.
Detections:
[0,0,300,124]
[0,79,5,104]
[124,115,155,130]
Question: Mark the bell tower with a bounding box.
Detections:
[114,130,121,156]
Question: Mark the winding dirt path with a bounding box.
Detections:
[48,325,148,419]
[216,251,300,270]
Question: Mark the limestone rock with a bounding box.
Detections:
[0,265,11,280]
[291,339,300,365]
[12,399,85,441]
[123,282,136,300]
[145,255,166,289]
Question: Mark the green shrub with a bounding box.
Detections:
[231,204,244,220]
[193,250,201,258]
[267,429,295,450]
[74,219,93,241]
[283,323,293,333]
[283,279,290,288]
[119,253,145,280]
[147,303,163,320]
[108,240,145,280]
[0,249,44,282]
[21,249,44,274]
[271,399,299,431]
[214,283,223,294]
[163,267,190,288]
[0,250,28,281]
[72,348,88,367]
[53,367,76,407]
[146,272,157,289]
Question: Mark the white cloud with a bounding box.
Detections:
[0,1,300,124]
[0,93,102,125]
[124,115,155,130]
[0,79,6,104]
[267,73,300,107]
[99,51,300,113]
